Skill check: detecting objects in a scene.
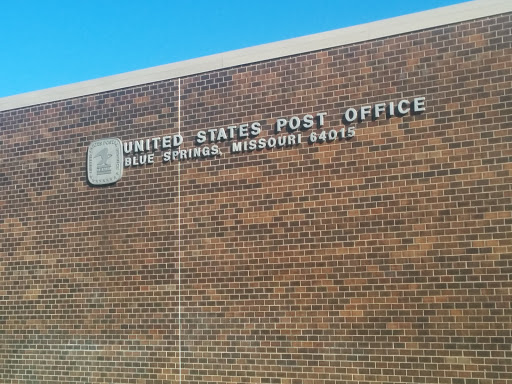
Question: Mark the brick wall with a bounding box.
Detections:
[1,12,511,384]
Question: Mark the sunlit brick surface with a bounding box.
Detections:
[1,13,511,384]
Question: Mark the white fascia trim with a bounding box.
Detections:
[1,0,510,112]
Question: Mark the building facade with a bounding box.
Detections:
[1,1,511,383]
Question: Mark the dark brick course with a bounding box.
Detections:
[1,12,512,384]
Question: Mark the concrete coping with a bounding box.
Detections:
[1,0,511,112]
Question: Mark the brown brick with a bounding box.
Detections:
[1,9,511,384]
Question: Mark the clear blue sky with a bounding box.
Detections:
[1,0,470,98]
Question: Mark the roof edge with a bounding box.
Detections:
[1,0,510,112]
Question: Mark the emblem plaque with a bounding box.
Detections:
[87,138,123,185]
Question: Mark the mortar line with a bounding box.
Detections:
[178,77,182,384]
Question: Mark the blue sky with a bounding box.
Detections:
[1,0,470,98]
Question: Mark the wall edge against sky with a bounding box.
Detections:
[1,0,510,112]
